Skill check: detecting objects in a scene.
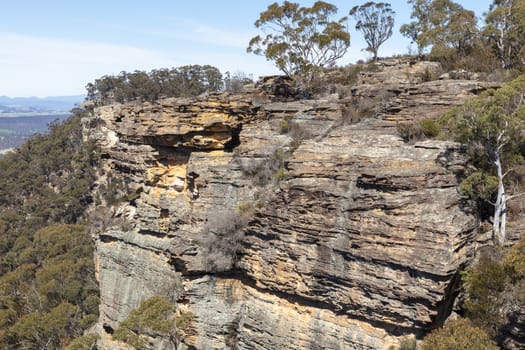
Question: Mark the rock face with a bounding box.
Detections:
[83,60,497,349]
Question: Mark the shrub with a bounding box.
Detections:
[174,311,195,336]
[200,210,247,272]
[420,318,498,350]
[397,118,441,143]
[280,117,291,134]
[463,251,507,333]
[240,148,287,187]
[421,67,437,82]
[113,296,177,348]
[419,119,441,138]
[274,168,287,182]
[502,238,525,282]
[64,334,99,350]
[343,89,395,124]
[399,336,417,350]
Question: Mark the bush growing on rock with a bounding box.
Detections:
[462,250,507,334]
[200,209,248,272]
[462,236,525,344]
[397,118,441,143]
[63,334,99,350]
[113,296,194,348]
[420,318,498,350]
[113,296,175,348]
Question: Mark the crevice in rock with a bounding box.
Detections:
[427,269,463,331]
[184,269,422,337]
[138,228,168,238]
[103,323,114,334]
[224,124,242,152]
[99,232,168,255]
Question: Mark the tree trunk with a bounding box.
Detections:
[493,154,507,245]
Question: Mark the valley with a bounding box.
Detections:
[0,114,70,151]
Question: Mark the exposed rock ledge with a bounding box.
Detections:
[83,60,494,349]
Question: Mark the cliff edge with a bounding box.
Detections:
[82,59,498,349]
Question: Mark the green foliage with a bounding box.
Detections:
[0,110,98,235]
[442,75,525,211]
[174,311,195,334]
[398,336,417,350]
[237,201,255,215]
[502,238,525,282]
[86,65,223,104]
[419,119,441,137]
[462,237,525,341]
[247,1,350,76]
[350,2,395,61]
[274,167,288,182]
[64,334,99,350]
[0,225,99,349]
[401,0,477,57]
[113,296,179,348]
[420,318,498,350]
[8,302,82,349]
[397,118,441,142]
[280,117,291,134]
[484,0,525,70]
[446,75,525,149]
[0,109,100,348]
[458,171,498,202]
[463,252,507,333]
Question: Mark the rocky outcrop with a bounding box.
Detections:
[83,60,497,349]
[501,306,525,350]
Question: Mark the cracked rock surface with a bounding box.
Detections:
[83,59,496,349]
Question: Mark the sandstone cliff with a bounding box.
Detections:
[83,60,499,349]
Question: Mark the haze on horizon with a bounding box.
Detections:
[1,0,493,98]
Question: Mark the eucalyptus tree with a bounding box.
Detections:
[247,1,350,77]
[445,76,525,244]
[483,0,525,69]
[400,0,477,56]
[350,2,395,61]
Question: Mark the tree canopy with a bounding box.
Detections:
[484,0,525,69]
[0,110,100,348]
[113,295,195,348]
[86,65,223,105]
[247,1,350,76]
[420,318,498,350]
[443,76,525,244]
[350,2,395,61]
[400,0,477,57]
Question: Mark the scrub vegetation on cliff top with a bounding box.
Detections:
[0,0,524,349]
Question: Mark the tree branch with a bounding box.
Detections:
[507,191,525,201]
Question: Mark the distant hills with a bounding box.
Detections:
[0,95,84,151]
[0,95,85,115]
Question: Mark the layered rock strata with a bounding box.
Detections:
[84,61,495,349]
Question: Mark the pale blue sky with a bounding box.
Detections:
[0,1,493,97]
